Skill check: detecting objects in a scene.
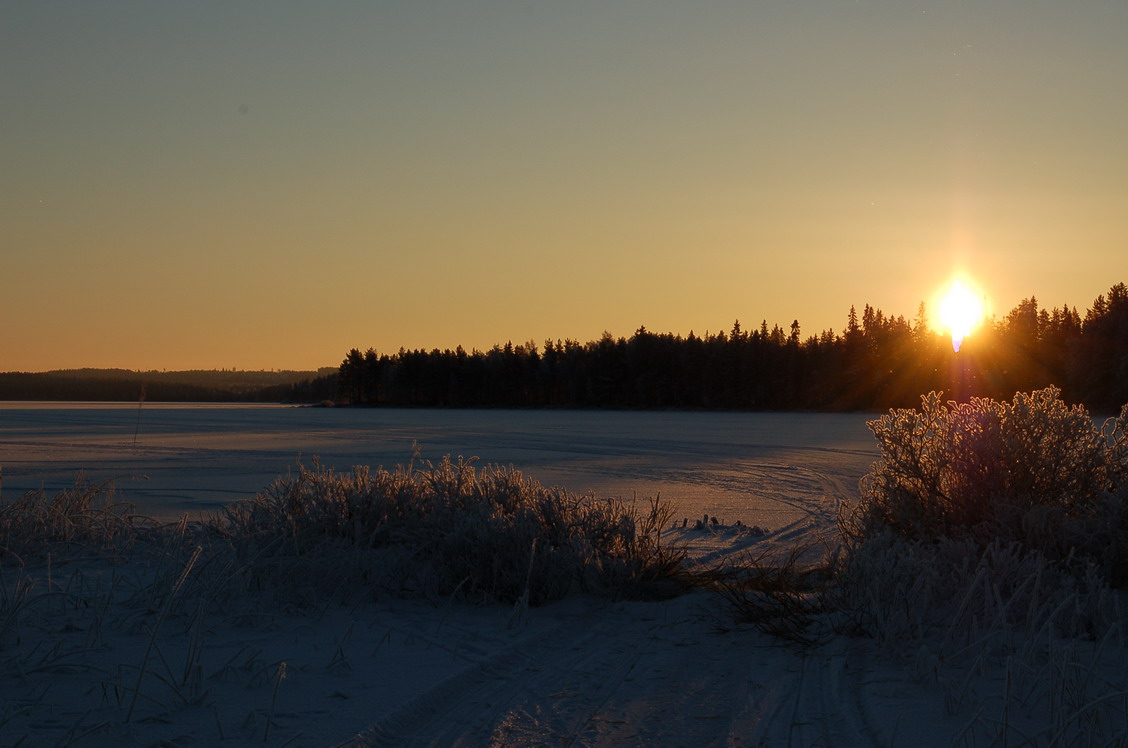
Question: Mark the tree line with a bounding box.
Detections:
[337,282,1128,413]
[4,284,1122,410]
[0,369,337,403]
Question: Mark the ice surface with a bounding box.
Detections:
[0,404,879,527]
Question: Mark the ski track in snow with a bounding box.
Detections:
[337,594,887,748]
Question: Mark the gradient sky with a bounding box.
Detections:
[4,1,1126,371]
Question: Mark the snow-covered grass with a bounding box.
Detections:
[830,531,1128,746]
[826,389,1128,745]
[206,456,689,606]
[0,474,153,563]
[0,462,696,745]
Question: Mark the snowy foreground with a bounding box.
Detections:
[0,523,969,748]
[9,517,1115,748]
[2,405,1126,746]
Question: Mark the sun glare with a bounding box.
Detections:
[938,280,985,353]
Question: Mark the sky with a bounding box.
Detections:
[3,1,1126,372]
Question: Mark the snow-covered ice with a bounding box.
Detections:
[0,404,878,530]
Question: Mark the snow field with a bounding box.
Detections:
[2,404,1127,746]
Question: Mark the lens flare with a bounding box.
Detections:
[939,280,984,352]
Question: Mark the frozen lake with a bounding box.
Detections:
[0,403,879,528]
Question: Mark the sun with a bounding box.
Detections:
[938,280,985,352]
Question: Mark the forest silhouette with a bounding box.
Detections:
[3,283,1124,412]
[337,282,1128,413]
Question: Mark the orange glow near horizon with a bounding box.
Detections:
[938,279,986,353]
[2,4,1124,372]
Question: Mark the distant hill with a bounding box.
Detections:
[0,368,338,403]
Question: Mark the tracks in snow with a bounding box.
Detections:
[337,594,886,748]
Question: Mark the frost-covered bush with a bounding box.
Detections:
[844,387,1128,584]
[209,457,685,604]
[828,390,1128,744]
